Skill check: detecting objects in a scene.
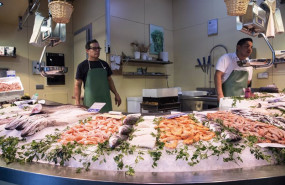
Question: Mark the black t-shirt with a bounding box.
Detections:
[75,59,112,87]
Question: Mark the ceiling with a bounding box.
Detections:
[0,0,28,25]
[0,0,49,26]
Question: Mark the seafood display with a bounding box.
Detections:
[1,93,285,175]
[207,111,285,144]
[202,117,242,142]
[231,109,285,130]
[109,114,140,148]
[2,104,94,137]
[0,105,34,125]
[58,115,122,145]
[58,114,141,147]
[157,115,215,149]
[129,116,157,149]
[0,82,22,92]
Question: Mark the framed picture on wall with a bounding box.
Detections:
[149,24,164,54]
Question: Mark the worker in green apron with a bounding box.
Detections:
[215,38,253,101]
[74,39,121,112]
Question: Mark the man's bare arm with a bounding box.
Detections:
[74,79,83,105]
[214,70,224,101]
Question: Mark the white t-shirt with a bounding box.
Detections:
[215,53,253,83]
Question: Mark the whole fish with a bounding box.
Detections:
[15,114,48,130]
[6,104,95,137]
[277,106,285,112]
[194,113,208,122]
[231,109,285,131]
[123,114,140,125]
[31,104,88,115]
[205,119,241,142]
[258,115,285,130]
[108,134,128,149]
[222,130,242,142]
[5,115,30,130]
[0,117,17,126]
[118,125,133,135]
[21,112,94,137]
[208,121,222,133]
[21,118,56,137]
[276,117,285,124]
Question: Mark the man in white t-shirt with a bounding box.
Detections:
[214,38,253,101]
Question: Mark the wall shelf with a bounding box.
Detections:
[0,55,16,58]
[123,72,169,77]
[122,58,171,77]
[123,59,172,65]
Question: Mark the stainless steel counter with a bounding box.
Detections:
[1,160,285,185]
[180,95,218,111]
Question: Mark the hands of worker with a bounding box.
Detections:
[217,94,224,102]
[75,100,81,106]
[115,94,121,106]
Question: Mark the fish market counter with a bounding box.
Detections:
[1,161,285,185]
[1,94,285,185]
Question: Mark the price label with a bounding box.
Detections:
[164,113,187,119]
[88,102,106,113]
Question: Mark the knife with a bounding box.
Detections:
[203,57,206,73]
[197,58,205,72]
[207,55,211,74]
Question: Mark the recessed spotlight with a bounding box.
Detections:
[0,2,3,6]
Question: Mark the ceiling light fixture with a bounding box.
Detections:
[0,2,3,6]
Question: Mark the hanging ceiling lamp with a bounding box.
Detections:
[48,0,73,23]
[224,0,250,16]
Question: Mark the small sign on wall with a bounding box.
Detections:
[0,46,16,57]
[257,72,269,79]
[208,19,218,36]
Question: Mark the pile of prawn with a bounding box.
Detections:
[58,115,122,145]
[0,82,22,92]
[207,111,285,144]
[157,115,215,149]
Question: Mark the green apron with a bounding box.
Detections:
[83,61,112,113]
[222,70,248,97]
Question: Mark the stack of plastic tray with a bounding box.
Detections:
[142,88,178,97]
[0,77,24,102]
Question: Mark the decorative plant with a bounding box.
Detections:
[139,44,151,53]
[130,42,139,52]
[130,42,151,53]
